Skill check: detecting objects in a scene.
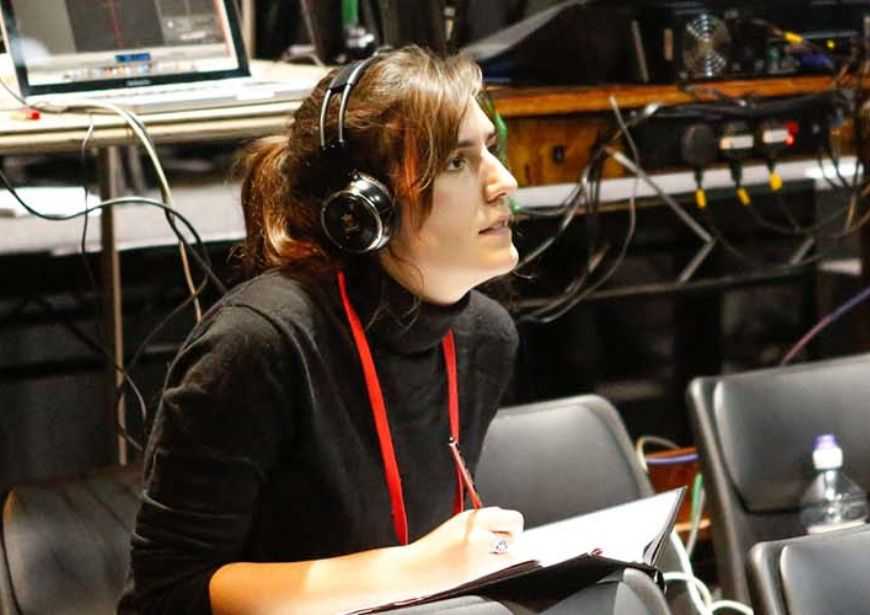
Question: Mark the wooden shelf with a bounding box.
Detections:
[491,75,837,117]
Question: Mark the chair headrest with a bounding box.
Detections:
[477,395,650,527]
[712,355,870,513]
[780,526,870,614]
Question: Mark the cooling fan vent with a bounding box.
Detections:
[683,13,731,79]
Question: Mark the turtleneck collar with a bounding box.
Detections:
[340,261,471,355]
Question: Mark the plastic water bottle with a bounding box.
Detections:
[799,434,868,534]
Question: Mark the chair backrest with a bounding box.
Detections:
[476,394,654,527]
[686,352,870,604]
[476,394,688,615]
[0,464,141,615]
[747,525,870,615]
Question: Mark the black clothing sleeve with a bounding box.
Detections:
[123,305,294,615]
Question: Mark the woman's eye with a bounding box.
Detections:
[446,155,467,172]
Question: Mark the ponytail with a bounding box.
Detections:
[236,135,339,280]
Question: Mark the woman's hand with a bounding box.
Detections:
[406,507,525,588]
[210,508,525,615]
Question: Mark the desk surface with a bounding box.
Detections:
[490,75,837,117]
[0,60,328,154]
[1,181,245,257]
[0,59,328,255]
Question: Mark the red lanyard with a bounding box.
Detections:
[337,271,463,545]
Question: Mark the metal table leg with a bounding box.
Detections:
[98,146,127,465]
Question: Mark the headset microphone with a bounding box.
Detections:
[319,55,396,253]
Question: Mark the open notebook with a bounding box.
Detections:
[345,488,685,615]
[0,0,319,113]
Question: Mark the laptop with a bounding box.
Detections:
[0,0,321,113]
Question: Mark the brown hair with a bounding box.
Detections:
[235,46,483,280]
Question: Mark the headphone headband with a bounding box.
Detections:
[319,55,381,151]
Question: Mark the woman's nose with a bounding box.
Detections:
[484,155,518,205]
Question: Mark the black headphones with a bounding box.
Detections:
[319,55,396,253]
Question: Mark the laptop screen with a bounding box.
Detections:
[0,0,250,98]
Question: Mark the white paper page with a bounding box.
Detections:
[513,489,682,567]
[342,489,681,615]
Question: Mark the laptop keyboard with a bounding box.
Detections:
[29,78,308,113]
[94,82,244,101]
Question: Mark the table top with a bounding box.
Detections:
[490,75,839,118]
[0,58,329,255]
[0,59,328,154]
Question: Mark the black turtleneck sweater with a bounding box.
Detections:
[118,267,518,615]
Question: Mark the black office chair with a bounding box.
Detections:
[0,463,141,615]
[747,525,870,615]
[475,394,683,615]
[476,395,655,526]
[686,352,870,604]
[0,396,675,615]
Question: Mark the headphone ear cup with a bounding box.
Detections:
[321,172,396,253]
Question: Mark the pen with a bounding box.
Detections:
[447,436,483,509]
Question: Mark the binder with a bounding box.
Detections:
[345,488,685,614]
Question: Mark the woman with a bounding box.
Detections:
[119,46,664,615]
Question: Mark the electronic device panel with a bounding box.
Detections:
[633,0,870,82]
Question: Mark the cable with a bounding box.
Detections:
[111,278,209,432]
[59,98,204,321]
[514,168,590,269]
[514,161,604,323]
[711,601,755,615]
[635,435,680,472]
[635,438,707,557]
[0,171,224,449]
[513,101,662,325]
[0,178,224,306]
[781,281,870,366]
[699,205,762,268]
[634,436,713,615]
[748,17,838,74]
[678,83,751,108]
[663,568,715,614]
[653,91,847,123]
[636,437,693,469]
[75,113,107,350]
[515,97,648,323]
[605,149,713,245]
[667,534,716,615]
[635,435,710,615]
[823,135,852,192]
[513,101,661,268]
[606,146,860,277]
[0,174,225,293]
[685,474,705,558]
[737,153,860,239]
[666,533,755,615]
[0,76,208,321]
[645,453,700,466]
[634,434,752,615]
[0,81,238,449]
[648,156,860,272]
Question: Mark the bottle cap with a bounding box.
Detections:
[813,434,843,470]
